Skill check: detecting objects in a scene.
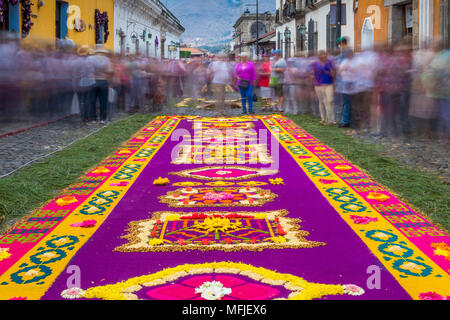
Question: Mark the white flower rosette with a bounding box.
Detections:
[61,287,85,299]
[195,281,232,300]
[343,284,365,296]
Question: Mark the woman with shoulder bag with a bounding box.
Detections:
[233,52,257,114]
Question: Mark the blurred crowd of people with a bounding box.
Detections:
[0,33,179,125]
[0,31,449,140]
[190,36,449,140]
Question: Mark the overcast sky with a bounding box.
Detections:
[166,0,275,46]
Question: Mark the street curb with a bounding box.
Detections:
[0,115,75,139]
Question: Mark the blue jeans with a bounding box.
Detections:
[438,98,450,138]
[91,80,109,121]
[341,93,352,125]
[78,86,93,122]
[239,85,254,113]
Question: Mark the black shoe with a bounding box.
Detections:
[241,112,248,115]
[338,123,350,128]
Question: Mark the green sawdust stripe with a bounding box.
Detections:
[288,114,450,233]
[0,114,155,233]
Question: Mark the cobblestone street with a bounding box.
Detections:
[346,130,450,184]
[0,113,128,177]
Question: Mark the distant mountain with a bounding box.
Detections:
[167,0,275,47]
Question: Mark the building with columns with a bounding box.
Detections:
[275,0,354,57]
[233,9,275,58]
[114,0,184,58]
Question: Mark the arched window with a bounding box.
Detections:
[250,21,267,39]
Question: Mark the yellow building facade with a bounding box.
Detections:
[354,0,446,50]
[353,0,390,50]
[15,0,114,50]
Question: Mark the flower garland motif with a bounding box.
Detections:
[95,9,109,44]
[20,0,33,38]
[0,0,34,38]
[81,262,365,301]
[115,210,326,253]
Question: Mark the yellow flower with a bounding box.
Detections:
[56,196,78,207]
[117,150,132,154]
[0,248,11,261]
[269,178,284,185]
[165,215,181,221]
[148,239,164,246]
[270,236,287,243]
[153,177,170,185]
[237,181,267,187]
[92,166,110,174]
[254,214,267,220]
[205,181,235,187]
[173,182,203,187]
[194,218,242,234]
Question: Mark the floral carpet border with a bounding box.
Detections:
[261,115,450,300]
[0,116,180,300]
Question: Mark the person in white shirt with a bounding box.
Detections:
[208,54,232,116]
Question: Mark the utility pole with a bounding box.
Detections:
[336,0,342,49]
[256,0,259,60]
[246,0,259,60]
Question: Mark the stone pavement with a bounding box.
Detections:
[0,113,128,177]
[346,130,450,184]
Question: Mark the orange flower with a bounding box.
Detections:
[334,165,352,171]
[92,166,110,174]
[56,196,78,207]
[367,193,390,202]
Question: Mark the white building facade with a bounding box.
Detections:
[114,0,184,58]
[276,0,354,56]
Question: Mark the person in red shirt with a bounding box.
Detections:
[258,54,274,111]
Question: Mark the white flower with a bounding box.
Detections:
[195,281,232,300]
[61,287,85,299]
[215,170,232,176]
[343,284,365,296]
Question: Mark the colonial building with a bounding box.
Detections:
[276,0,354,57]
[274,1,449,55]
[233,9,275,58]
[1,0,115,51]
[114,0,184,58]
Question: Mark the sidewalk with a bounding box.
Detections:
[346,130,450,184]
[0,113,128,177]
